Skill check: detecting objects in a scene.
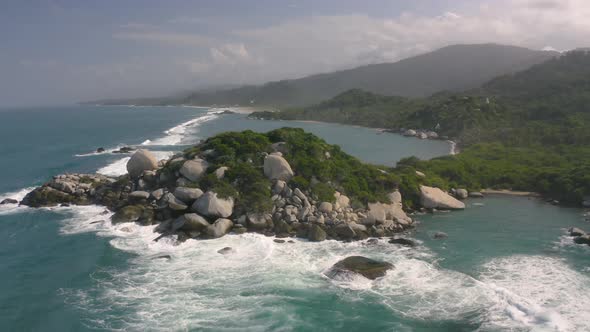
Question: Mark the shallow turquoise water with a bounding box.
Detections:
[0,106,588,331]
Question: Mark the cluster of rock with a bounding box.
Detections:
[20,148,419,244]
[251,179,415,242]
[20,173,116,208]
[449,188,484,200]
[568,227,590,246]
[399,128,443,140]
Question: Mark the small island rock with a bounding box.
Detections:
[326,256,393,280]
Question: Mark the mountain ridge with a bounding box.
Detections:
[85,43,558,107]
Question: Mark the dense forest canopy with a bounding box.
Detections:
[250,51,590,205]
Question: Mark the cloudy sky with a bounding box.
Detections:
[1,0,589,106]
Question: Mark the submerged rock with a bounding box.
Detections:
[433,232,448,239]
[217,247,235,255]
[389,238,417,247]
[573,235,590,245]
[326,256,393,280]
[469,192,484,198]
[420,186,465,210]
[569,227,586,237]
[127,149,158,178]
[113,146,135,154]
[0,198,18,205]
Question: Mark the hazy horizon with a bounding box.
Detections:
[1,0,589,107]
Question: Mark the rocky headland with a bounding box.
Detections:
[20,128,473,246]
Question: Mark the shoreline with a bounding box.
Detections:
[481,189,541,197]
[278,119,458,156]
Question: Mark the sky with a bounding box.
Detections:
[1,0,589,107]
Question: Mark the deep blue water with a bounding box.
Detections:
[0,105,588,331]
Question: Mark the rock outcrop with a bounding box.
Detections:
[326,256,393,280]
[20,131,422,244]
[420,186,465,210]
[127,150,158,178]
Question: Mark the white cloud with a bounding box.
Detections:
[30,0,590,104]
[114,31,215,47]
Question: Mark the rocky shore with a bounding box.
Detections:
[20,129,474,245]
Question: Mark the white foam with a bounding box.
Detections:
[58,220,440,330]
[0,187,35,215]
[478,255,590,332]
[96,157,131,177]
[75,144,132,157]
[55,203,590,332]
[96,151,174,177]
[142,110,222,146]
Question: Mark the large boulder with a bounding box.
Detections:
[127,149,158,178]
[365,191,412,225]
[319,202,333,213]
[179,159,209,182]
[455,189,468,200]
[247,213,272,230]
[263,155,294,181]
[166,193,188,211]
[174,213,210,232]
[334,192,350,210]
[420,186,465,210]
[214,166,229,179]
[192,191,234,218]
[334,223,356,240]
[174,187,203,203]
[206,218,234,238]
[308,224,327,242]
[326,256,393,280]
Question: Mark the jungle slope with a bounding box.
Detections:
[251,51,590,206]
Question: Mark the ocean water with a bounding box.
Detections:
[0,106,588,331]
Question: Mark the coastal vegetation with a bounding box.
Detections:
[24,128,463,243]
[251,51,590,205]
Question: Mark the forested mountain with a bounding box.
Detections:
[88,44,557,107]
[251,50,590,205]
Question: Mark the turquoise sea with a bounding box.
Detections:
[0,105,588,331]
